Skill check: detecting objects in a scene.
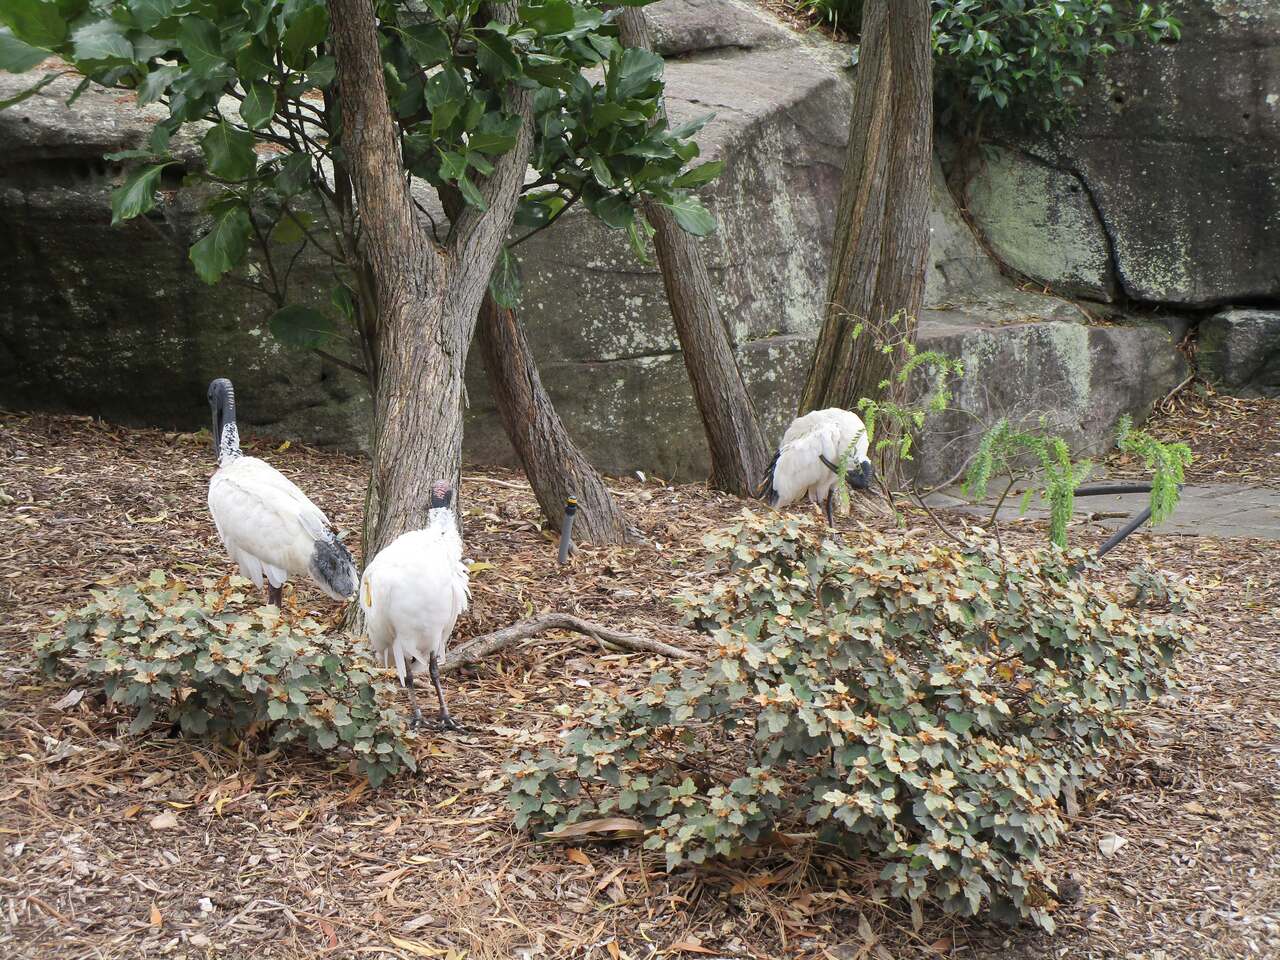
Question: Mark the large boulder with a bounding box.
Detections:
[1198,308,1280,397]
[959,0,1280,307]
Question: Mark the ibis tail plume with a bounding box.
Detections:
[359,480,470,730]
[206,378,358,606]
[758,408,874,527]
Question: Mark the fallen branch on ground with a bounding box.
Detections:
[444,614,694,672]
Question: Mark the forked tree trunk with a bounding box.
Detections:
[617,8,771,497]
[328,0,532,559]
[799,0,933,483]
[477,294,632,543]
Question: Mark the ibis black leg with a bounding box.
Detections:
[404,666,422,729]
[429,652,458,731]
[824,490,835,528]
[267,584,282,608]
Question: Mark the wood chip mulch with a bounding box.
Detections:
[1,408,1276,960]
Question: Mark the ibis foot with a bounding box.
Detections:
[267,584,283,608]
[438,714,462,733]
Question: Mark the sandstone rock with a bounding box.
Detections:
[647,0,792,56]
[963,146,1113,301]
[1198,308,1280,397]
[963,0,1280,306]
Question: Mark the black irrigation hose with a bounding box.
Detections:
[1067,482,1182,570]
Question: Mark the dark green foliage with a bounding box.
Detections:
[36,572,416,787]
[507,513,1192,929]
[795,0,1179,131]
[1,0,718,347]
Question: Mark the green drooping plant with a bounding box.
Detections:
[963,416,1191,548]
[795,0,1179,132]
[36,572,415,786]
[1114,414,1190,524]
[963,418,1092,547]
[507,512,1193,930]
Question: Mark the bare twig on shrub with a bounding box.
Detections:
[445,614,694,671]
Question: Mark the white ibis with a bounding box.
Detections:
[205,378,358,607]
[359,480,470,730]
[759,408,874,526]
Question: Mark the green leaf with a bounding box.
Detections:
[426,67,466,134]
[267,699,288,720]
[0,0,66,50]
[489,247,521,308]
[239,81,275,130]
[268,304,335,350]
[654,193,715,236]
[401,22,450,68]
[111,162,173,225]
[474,29,519,82]
[177,16,223,77]
[672,159,722,189]
[612,47,663,100]
[128,0,176,33]
[201,122,257,181]
[282,3,328,70]
[0,68,57,109]
[269,209,314,245]
[520,0,576,36]
[584,189,632,230]
[457,174,487,211]
[0,26,46,72]
[71,20,134,65]
[272,152,312,196]
[189,203,252,284]
[136,65,180,106]
[467,112,521,155]
[306,54,335,88]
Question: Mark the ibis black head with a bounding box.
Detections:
[207,378,235,456]
[848,458,874,491]
[429,480,453,510]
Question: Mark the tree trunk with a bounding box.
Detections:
[798,0,933,483]
[328,0,533,559]
[617,8,771,498]
[477,293,632,544]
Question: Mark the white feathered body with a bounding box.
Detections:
[359,511,470,683]
[766,408,871,507]
[208,454,356,599]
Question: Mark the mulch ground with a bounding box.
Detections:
[1,407,1277,960]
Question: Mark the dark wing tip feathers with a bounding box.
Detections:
[757,450,781,505]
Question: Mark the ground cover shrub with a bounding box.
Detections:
[36,572,415,786]
[508,513,1193,929]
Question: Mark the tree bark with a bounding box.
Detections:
[477,293,632,544]
[617,8,771,498]
[328,0,533,559]
[798,0,933,483]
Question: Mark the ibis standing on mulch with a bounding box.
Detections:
[359,480,470,731]
[205,378,358,607]
[759,408,875,526]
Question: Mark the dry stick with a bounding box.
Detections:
[443,614,693,672]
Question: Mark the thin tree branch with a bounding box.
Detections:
[444,613,694,672]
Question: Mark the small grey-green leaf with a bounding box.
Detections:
[0,26,46,72]
[239,81,275,129]
[111,162,172,225]
[189,203,252,284]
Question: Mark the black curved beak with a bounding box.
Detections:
[207,378,234,457]
[847,459,874,490]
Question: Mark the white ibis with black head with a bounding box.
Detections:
[205,378,358,607]
[359,480,470,730]
[759,408,875,526]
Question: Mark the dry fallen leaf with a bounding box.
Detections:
[148,903,162,927]
[149,811,179,830]
[566,847,592,867]
[667,938,716,955]
[388,936,445,957]
[1098,833,1129,858]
